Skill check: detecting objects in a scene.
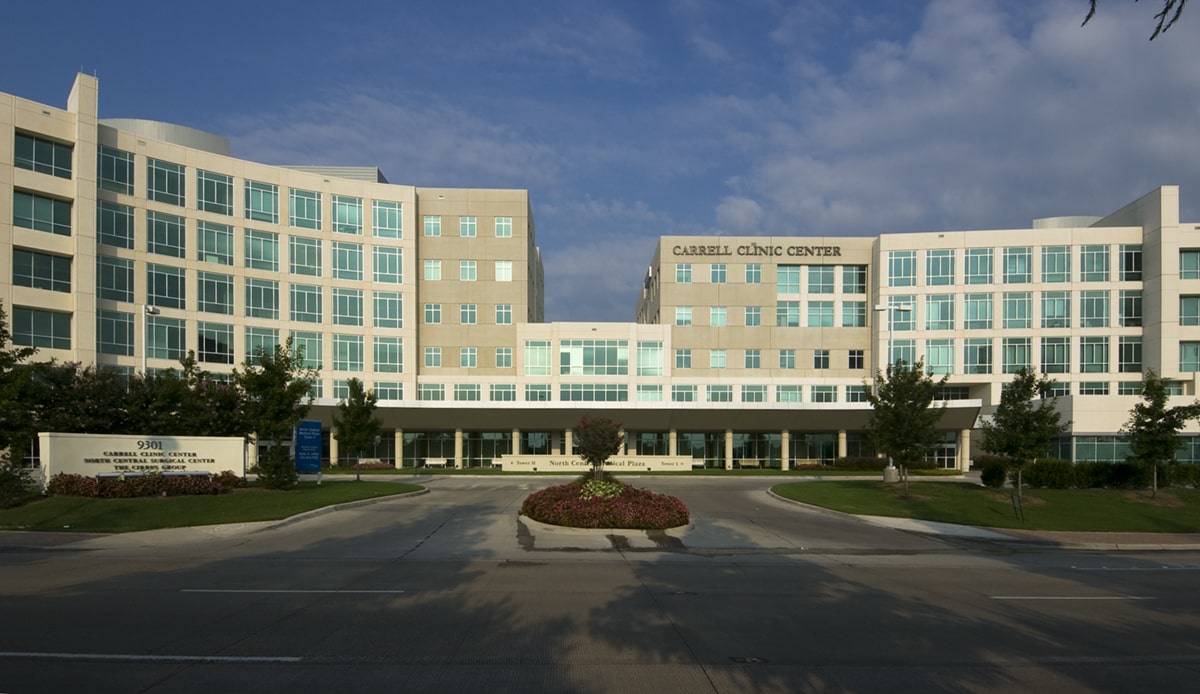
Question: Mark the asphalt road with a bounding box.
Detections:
[1,476,1198,693]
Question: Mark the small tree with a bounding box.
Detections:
[866,359,948,488]
[575,416,624,480]
[980,368,1069,502]
[235,338,318,489]
[333,378,381,481]
[0,302,37,462]
[1123,369,1200,497]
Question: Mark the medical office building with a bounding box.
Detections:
[4,74,1200,471]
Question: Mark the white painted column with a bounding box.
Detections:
[959,429,971,471]
[837,430,848,460]
[329,434,339,468]
[781,430,790,470]
[394,428,404,468]
[668,429,677,456]
[724,429,734,470]
[512,428,520,458]
[454,428,463,469]
[564,428,573,456]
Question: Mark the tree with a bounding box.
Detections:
[575,416,624,480]
[333,378,381,480]
[1122,369,1200,496]
[866,359,949,483]
[980,368,1069,502]
[234,338,319,489]
[1084,0,1188,40]
[0,302,36,456]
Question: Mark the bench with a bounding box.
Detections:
[423,459,451,469]
[739,459,762,469]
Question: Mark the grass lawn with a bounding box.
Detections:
[0,481,423,534]
[771,481,1200,532]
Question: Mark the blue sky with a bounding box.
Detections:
[3,1,1198,321]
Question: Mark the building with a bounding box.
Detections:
[4,74,1199,470]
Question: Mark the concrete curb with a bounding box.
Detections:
[256,487,430,532]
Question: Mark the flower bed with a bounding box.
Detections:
[47,471,244,498]
[520,476,689,529]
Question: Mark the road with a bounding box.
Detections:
[1,476,1198,693]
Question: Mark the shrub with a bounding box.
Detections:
[521,476,689,530]
[1075,462,1150,489]
[47,473,100,497]
[0,459,35,508]
[826,457,889,471]
[1164,463,1200,488]
[255,445,298,490]
[979,460,1008,488]
[47,472,235,498]
[1023,459,1075,489]
[214,470,245,490]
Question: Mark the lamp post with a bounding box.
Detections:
[141,304,160,374]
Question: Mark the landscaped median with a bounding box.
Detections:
[771,481,1200,533]
[0,481,423,534]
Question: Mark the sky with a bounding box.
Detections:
[3,0,1199,322]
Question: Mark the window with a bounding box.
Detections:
[373,201,403,238]
[1042,246,1071,283]
[1081,290,1110,328]
[746,264,762,284]
[147,264,185,309]
[1002,247,1031,283]
[710,306,727,327]
[849,349,864,369]
[424,259,441,281]
[1081,245,1110,282]
[1182,296,1200,326]
[197,170,233,215]
[197,272,233,314]
[776,301,800,327]
[492,384,517,402]
[332,195,362,234]
[889,297,916,331]
[11,306,69,350]
[1120,244,1143,281]
[1120,290,1142,327]
[419,384,445,401]
[779,349,795,369]
[289,236,322,276]
[98,145,133,193]
[289,189,321,229]
[744,349,761,369]
[965,248,993,284]
[711,264,727,283]
[926,294,954,330]
[146,211,185,258]
[425,347,442,367]
[14,191,71,236]
[842,301,866,327]
[676,264,692,283]
[1002,292,1031,329]
[1079,382,1110,396]
[636,385,663,402]
[495,304,513,325]
[245,181,279,223]
[424,303,441,324]
[675,307,693,326]
[1045,383,1071,398]
[1002,337,1031,373]
[97,310,133,355]
[496,347,513,368]
[926,250,954,285]
[290,283,322,323]
[374,247,403,283]
[809,385,836,403]
[710,349,726,369]
[964,338,992,374]
[291,331,323,369]
[524,341,552,375]
[460,261,477,281]
[843,265,867,293]
[1042,291,1071,328]
[1181,342,1200,372]
[495,260,513,282]
[374,292,403,328]
[197,322,234,364]
[813,349,830,369]
[146,315,184,359]
[245,327,279,358]
[636,341,663,376]
[333,288,363,326]
[745,306,762,327]
[1041,336,1069,374]
[332,241,363,280]
[807,301,833,327]
[672,385,697,402]
[1119,336,1142,373]
[776,385,802,403]
[1081,336,1109,374]
[13,250,70,293]
[423,216,441,237]
[808,266,834,293]
[194,221,233,265]
[742,385,768,403]
[675,348,691,369]
[97,255,133,302]
[561,340,629,375]
[888,251,916,287]
[147,158,185,206]
[245,278,279,319]
[526,384,552,401]
[245,229,279,271]
[964,293,992,330]
[561,384,627,402]
[460,304,477,325]
[460,347,477,368]
[459,216,477,237]
[333,335,363,371]
[375,382,403,400]
[777,265,800,293]
[846,385,870,403]
[495,216,513,237]
[707,385,733,403]
[97,201,133,248]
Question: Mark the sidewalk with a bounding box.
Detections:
[854,514,1200,551]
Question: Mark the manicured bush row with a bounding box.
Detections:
[47,471,244,498]
[979,460,1008,488]
[981,458,1200,490]
[521,476,689,529]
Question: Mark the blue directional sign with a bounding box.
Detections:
[294,420,323,472]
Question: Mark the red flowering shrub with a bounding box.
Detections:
[47,471,243,498]
[520,477,689,529]
[46,473,99,497]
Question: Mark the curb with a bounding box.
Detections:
[257,487,430,532]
